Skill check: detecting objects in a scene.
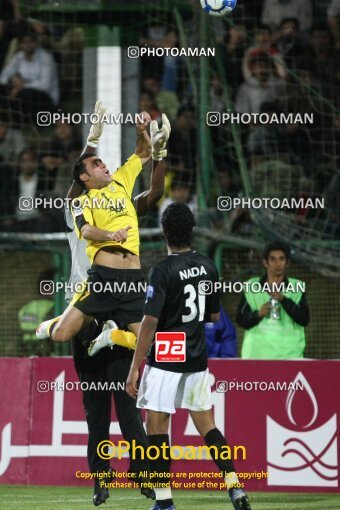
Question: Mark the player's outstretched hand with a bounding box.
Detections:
[150,113,171,160]
[110,225,132,243]
[87,100,107,148]
[126,368,139,399]
[136,111,151,133]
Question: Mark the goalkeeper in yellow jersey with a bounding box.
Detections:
[37,106,170,347]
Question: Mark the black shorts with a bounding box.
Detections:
[72,264,145,328]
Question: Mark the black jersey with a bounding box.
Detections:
[144,250,220,373]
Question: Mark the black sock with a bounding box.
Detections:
[204,427,236,475]
[147,434,173,507]
[147,434,172,481]
[157,500,173,509]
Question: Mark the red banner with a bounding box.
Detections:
[0,358,339,492]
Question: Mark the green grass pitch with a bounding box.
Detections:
[0,486,339,509]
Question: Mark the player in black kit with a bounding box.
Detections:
[126,202,252,510]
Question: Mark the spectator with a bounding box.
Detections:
[211,165,247,232]
[2,19,57,68]
[328,0,340,49]
[1,148,63,232]
[324,165,340,231]
[158,179,197,224]
[57,27,84,93]
[52,140,83,198]
[247,101,283,163]
[39,149,66,192]
[29,20,55,52]
[236,241,309,359]
[304,24,339,97]
[18,269,55,356]
[0,30,59,122]
[0,115,25,166]
[287,60,331,162]
[217,166,240,196]
[142,76,179,121]
[276,18,307,71]
[139,92,161,122]
[0,156,13,222]
[242,24,287,81]
[50,120,81,159]
[280,122,315,176]
[235,51,286,114]
[139,17,180,93]
[209,72,224,113]
[0,0,21,68]
[205,307,237,358]
[261,0,313,35]
[247,101,314,175]
[220,20,248,89]
[168,106,197,181]
[14,148,41,224]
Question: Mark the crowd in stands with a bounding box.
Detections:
[139,0,339,231]
[0,0,83,232]
[0,0,339,233]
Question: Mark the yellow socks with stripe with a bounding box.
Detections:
[110,329,137,350]
[36,315,61,340]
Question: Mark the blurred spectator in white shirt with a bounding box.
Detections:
[236,51,286,114]
[242,24,287,81]
[261,0,313,36]
[0,30,59,121]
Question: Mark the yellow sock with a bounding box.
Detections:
[47,316,61,337]
[110,330,137,350]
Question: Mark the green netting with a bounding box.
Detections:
[0,0,338,357]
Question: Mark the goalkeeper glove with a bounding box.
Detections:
[86,100,107,148]
[150,113,171,160]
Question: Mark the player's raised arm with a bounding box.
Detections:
[133,114,171,216]
[135,110,152,165]
[67,100,107,199]
[134,160,165,217]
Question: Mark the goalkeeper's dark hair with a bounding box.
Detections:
[161,202,195,249]
[263,241,291,261]
[73,153,92,187]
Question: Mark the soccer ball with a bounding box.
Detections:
[200,0,237,17]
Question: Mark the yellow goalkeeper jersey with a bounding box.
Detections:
[71,154,142,263]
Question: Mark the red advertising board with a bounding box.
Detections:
[0,358,338,492]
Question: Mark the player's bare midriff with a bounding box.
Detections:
[94,246,141,269]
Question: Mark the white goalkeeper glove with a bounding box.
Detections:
[150,113,171,161]
[86,100,107,148]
